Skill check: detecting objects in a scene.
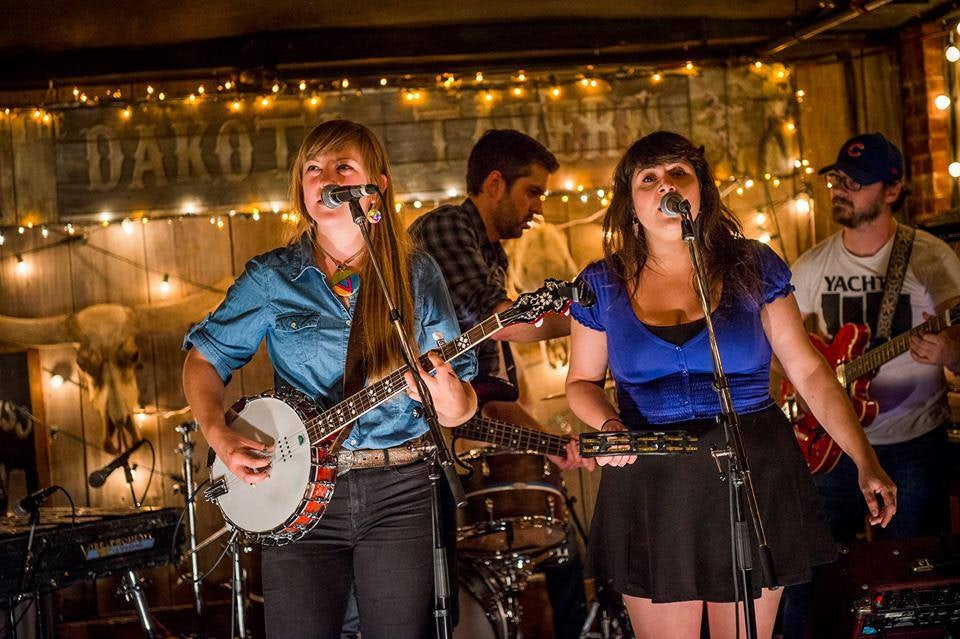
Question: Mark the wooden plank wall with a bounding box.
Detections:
[796,50,903,244]
[0,215,285,612]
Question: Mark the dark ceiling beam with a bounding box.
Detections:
[761,0,897,56]
[0,17,802,90]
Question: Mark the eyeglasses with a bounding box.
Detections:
[822,171,862,192]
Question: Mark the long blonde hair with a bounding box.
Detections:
[288,120,415,379]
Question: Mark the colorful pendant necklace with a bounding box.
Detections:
[316,243,363,297]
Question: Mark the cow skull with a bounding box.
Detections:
[0,283,228,452]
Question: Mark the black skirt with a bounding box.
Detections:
[587,404,837,603]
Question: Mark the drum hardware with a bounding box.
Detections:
[561,492,633,639]
[174,420,203,616]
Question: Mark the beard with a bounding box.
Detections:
[832,195,882,229]
[492,196,529,240]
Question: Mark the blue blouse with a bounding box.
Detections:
[184,233,477,449]
[570,241,793,426]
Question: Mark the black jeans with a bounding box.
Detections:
[262,459,435,639]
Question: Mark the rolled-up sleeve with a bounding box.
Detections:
[414,252,478,382]
[183,262,271,383]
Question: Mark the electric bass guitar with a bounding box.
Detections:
[780,304,960,475]
[453,415,701,458]
[204,277,594,545]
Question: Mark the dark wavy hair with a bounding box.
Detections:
[602,131,762,308]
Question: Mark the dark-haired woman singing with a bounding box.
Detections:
[565,131,896,638]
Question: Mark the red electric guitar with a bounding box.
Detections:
[780,305,960,474]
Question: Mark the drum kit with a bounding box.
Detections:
[453,447,576,639]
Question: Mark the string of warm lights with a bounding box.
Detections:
[0,60,795,115]
[3,174,815,290]
[0,60,811,272]
[0,166,810,238]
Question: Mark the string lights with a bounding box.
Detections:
[0,59,795,118]
[0,60,807,256]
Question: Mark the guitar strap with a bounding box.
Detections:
[874,223,916,344]
[329,296,367,453]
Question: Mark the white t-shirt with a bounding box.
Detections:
[792,228,960,445]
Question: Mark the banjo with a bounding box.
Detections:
[204,277,594,545]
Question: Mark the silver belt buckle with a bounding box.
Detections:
[338,448,355,473]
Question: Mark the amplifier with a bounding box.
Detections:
[810,536,960,638]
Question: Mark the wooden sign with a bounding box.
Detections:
[4,67,798,222]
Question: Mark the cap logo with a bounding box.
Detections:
[846,142,865,158]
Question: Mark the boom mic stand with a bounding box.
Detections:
[350,198,464,639]
[674,198,776,639]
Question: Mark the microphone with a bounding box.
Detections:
[14,486,60,516]
[659,192,691,218]
[321,184,378,209]
[88,439,147,488]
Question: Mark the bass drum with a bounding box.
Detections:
[454,559,511,639]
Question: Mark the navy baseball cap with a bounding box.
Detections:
[818,133,904,185]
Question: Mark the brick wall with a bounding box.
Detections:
[898,21,954,222]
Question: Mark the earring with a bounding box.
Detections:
[631,217,640,238]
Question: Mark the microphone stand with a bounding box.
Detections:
[350,199,463,639]
[175,421,203,617]
[122,456,140,508]
[676,204,776,639]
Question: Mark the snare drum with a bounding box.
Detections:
[457,448,568,556]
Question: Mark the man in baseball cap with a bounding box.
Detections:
[818,132,904,185]
[817,132,906,228]
[782,132,960,636]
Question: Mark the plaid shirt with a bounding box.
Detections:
[409,199,509,378]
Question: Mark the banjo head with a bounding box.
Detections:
[210,395,315,535]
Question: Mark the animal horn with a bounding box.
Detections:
[0,312,74,347]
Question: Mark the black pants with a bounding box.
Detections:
[262,459,435,639]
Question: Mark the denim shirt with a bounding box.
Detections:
[183,233,477,449]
